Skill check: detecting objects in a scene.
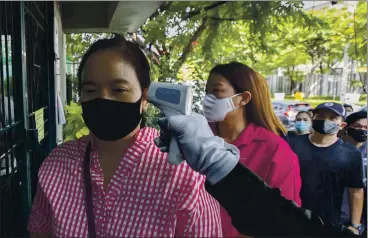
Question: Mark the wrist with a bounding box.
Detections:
[191,136,240,185]
[205,144,239,185]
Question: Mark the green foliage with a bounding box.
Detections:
[66,33,112,63]
[65,2,365,84]
[350,79,364,88]
[142,105,161,130]
[349,1,367,63]
[142,1,309,82]
[63,102,89,142]
[63,2,367,139]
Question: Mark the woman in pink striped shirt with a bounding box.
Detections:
[203,62,302,237]
[28,35,221,238]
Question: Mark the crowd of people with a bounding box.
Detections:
[283,103,366,236]
[27,35,366,237]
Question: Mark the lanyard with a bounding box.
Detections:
[83,142,96,238]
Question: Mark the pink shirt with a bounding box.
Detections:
[28,127,222,237]
[212,123,302,237]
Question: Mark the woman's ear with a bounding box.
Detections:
[142,88,149,112]
[239,91,251,106]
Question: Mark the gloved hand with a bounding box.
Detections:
[154,113,239,185]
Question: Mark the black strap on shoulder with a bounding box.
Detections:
[83,142,96,238]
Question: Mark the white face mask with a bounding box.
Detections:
[202,94,241,122]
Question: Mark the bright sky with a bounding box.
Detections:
[302,1,330,9]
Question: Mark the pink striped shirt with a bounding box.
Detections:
[28,127,222,237]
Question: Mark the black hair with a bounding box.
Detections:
[307,109,315,117]
[296,111,312,120]
[77,34,151,92]
[345,110,367,127]
[343,104,353,110]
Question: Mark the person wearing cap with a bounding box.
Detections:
[155,113,357,237]
[287,102,365,235]
[340,110,367,235]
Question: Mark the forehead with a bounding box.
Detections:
[82,49,138,85]
[206,73,231,88]
[297,113,310,118]
[353,118,368,126]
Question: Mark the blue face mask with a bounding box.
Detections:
[312,119,340,134]
[295,121,311,133]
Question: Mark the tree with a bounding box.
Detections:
[273,5,351,73]
[66,33,112,63]
[140,1,311,82]
[254,4,355,93]
[64,1,357,133]
[349,1,367,63]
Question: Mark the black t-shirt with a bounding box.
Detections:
[281,131,297,144]
[288,135,364,224]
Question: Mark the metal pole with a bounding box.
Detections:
[12,1,31,235]
[47,2,56,153]
[366,1,368,96]
[19,0,32,220]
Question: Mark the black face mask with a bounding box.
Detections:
[347,127,368,142]
[312,119,340,135]
[82,98,142,141]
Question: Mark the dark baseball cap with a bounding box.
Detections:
[315,102,346,117]
[345,110,367,127]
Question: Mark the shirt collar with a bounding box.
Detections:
[84,127,159,190]
[82,127,159,164]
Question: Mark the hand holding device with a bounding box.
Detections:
[157,113,239,184]
[147,82,193,165]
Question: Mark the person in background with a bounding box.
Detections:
[281,111,312,144]
[340,110,367,235]
[294,111,313,136]
[28,35,221,238]
[203,61,302,237]
[344,103,354,116]
[288,102,365,235]
[156,112,357,237]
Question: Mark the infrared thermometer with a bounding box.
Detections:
[147,82,193,165]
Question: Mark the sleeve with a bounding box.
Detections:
[27,182,52,234]
[265,143,302,207]
[175,171,222,237]
[347,151,365,189]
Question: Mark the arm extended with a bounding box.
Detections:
[157,113,357,237]
[205,162,355,237]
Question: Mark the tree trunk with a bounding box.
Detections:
[172,17,209,73]
[290,80,297,95]
[319,62,324,95]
